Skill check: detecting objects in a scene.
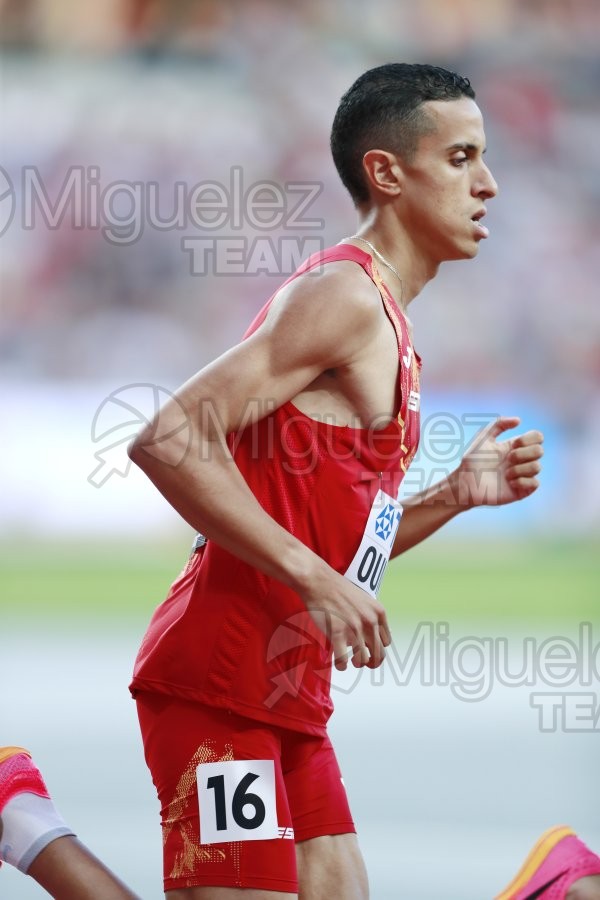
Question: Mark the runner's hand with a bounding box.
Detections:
[300,566,391,670]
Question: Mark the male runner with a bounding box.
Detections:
[2,64,599,900]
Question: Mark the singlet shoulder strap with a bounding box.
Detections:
[242,243,405,339]
[290,242,373,277]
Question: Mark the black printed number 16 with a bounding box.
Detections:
[206,772,266,831]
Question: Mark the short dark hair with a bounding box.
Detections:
[330,63,476,206]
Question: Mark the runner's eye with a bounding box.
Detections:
[451,155,468,167]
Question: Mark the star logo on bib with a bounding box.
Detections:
[375,503,398,542]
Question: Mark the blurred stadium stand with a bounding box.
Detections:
[1,0,599,535]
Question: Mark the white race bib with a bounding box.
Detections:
[197,759,278,844]
[344,489,402,598]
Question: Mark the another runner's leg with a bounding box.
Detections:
[0,747,139,900]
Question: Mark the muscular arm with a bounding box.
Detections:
[129,264,391,669]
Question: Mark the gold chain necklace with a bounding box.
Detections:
[342,235,402,284]
[341,234,412,323]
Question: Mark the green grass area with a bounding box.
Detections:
[384,538,599,622]
[0,540,186,627]
[1,538,597,626]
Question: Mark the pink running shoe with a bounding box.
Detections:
[495,825,600,899]
[0,747,51,868]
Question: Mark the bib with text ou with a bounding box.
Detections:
[343,489,402,598]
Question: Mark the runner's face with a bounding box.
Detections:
[399,97,498,262]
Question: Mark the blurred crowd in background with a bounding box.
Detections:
[1,0,599,533]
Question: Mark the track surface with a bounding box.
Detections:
[2,625,598,899]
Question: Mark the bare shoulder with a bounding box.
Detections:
[145,258,386,436]
[261,259,383,365]
[268,259,382,323]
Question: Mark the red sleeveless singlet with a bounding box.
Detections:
[130,245,421,735]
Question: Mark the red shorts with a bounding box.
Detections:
[136,692,355,894]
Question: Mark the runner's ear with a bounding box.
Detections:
[361,150,403,201]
